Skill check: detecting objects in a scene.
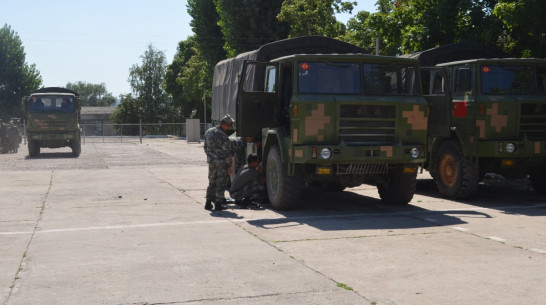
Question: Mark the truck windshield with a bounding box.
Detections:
[363,63,420,95]
[30,95,75,113]
[480,65,539,94]
[298,61,361,94]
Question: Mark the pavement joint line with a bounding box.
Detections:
[451,226,469,232]
[488,236,507,243]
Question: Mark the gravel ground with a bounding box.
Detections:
[0,138,207,171]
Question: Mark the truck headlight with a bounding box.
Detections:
[411,147,420,159]
[505,143,516,153]
[320,148,332,160]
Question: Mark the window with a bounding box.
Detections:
[454,67,473,94]
[298,61,361,94]
[242,64,276,93]
[481,65,534,94]
[362,63,419,95]
[29,95,75,113]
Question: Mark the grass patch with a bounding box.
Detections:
[337,282,353,291]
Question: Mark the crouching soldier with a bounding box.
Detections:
[229,153,266,209]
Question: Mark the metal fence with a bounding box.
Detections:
[16,122,212,145]
[81,123,211,143]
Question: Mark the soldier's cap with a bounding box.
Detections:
[221,114,235,125]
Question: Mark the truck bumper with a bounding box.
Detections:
[28,132,79,148]
[289,144,426,165]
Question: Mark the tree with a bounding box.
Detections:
[277,0,356,38]
[344,0,502,56]
[112,44,177,126]
[214,0,290,57]
[164,37,211,122]
[187,0,226,66]
[66,81,116,106]
[494,0,546,57]
[0,24,42,120]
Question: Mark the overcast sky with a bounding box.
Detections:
[1,0,377,98]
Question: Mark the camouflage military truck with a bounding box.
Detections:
[212,36,428,209]
[414,42,546,198]
[22,87,81,157]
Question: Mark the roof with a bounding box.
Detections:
[403,42,508,66]
[31,87,80,96]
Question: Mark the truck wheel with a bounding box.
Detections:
[529,166,546,195]
[435,140,478,199]
[28,140,40,157]
[266,145,301,209]
[71,140,81,157]
[377,166,416,205]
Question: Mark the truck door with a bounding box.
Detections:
[237,61,279,136]
[421,67,452,137]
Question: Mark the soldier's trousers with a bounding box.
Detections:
[206,163,229,202]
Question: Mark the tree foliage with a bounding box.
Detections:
[0,24,42,120]
[214,0,289,57]
[66,81,116,107]
[187,0,226,66]
[341,0,542,57]
[112,44,177,125]
[494,0,546,57]
[164,37,211,121]
[278,0,355,38]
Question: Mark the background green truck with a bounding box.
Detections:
[22,87,81,157]
[413,43,546,198]
[212,36,428,209]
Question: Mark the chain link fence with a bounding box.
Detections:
[81,123,212,143]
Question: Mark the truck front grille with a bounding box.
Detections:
[337,163,389,175]
[520,103,546,140]
[339,105,396,145]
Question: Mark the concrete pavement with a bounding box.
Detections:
[1,139,545,305]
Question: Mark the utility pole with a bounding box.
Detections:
[203,88,207,129]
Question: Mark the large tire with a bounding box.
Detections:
[266,145,301,209]
[28,140,40,157]
[71,140,81,157]
[529,166,546,195]
[435,140,478,199]
[377,165,417,205]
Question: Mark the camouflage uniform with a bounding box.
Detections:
[204,115,234,206]
[229,164,265,202]
[8,124,20,153]
[0,121,7,154]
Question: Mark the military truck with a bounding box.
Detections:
[212,36,428,209]
[22,87,81,157]
[414,43,546,198]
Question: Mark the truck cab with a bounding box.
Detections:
[421,58,546,198]
[22,87,81,157]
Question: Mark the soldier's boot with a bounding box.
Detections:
[214,199,227,211]
[204,199,213,211]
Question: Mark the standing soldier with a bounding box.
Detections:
[204,114,235,211]
[0,119,7,154]
[8,121,20,153]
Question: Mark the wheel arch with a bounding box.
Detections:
[262,127,290,165]
[428,131,470,173]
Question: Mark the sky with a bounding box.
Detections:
[1,1,377,98]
